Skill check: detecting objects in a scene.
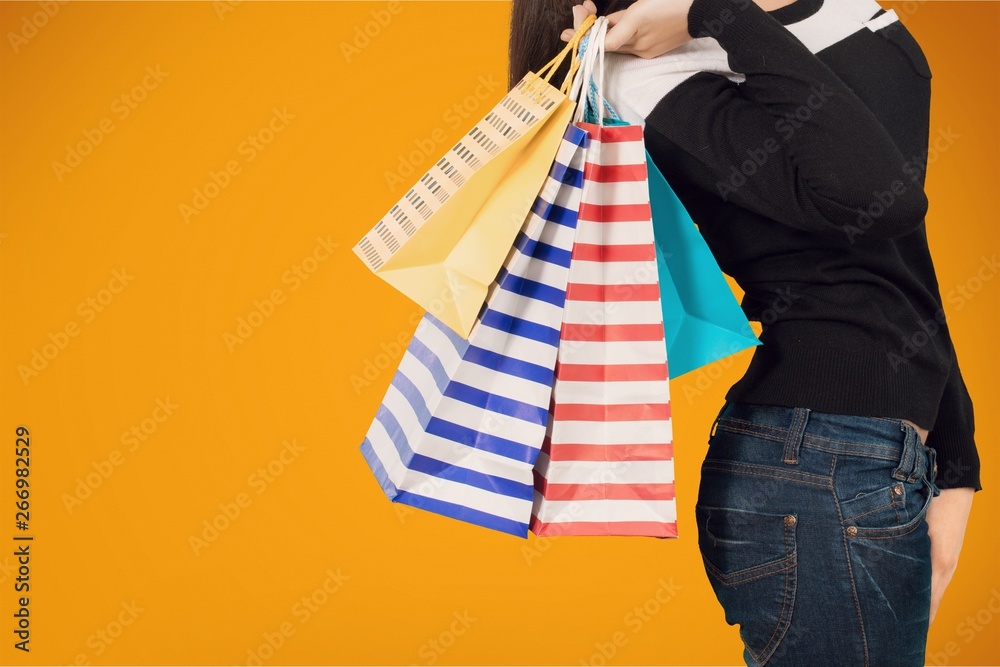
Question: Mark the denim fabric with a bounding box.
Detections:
[695,401,942,667]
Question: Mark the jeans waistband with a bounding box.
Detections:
[712,401,938,486]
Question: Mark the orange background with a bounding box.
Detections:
[0,1,996,665]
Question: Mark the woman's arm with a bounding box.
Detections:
[562,0,930,240]
[923,346,980,623]
[926,488,975,624]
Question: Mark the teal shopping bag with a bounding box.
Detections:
[645,153,761,377]
[579,56,760,378]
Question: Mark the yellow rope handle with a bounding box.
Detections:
[559,35,583,97]
[523,13,597,101]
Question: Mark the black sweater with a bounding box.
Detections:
[601,0,981,490]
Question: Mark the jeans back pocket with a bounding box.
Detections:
[695,504,798,665]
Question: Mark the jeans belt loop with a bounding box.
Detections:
[892,421,919,482]
[782,407,810,466]
[926,445,942,496]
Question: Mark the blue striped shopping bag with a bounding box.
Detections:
[359,123,590,537]
[531,17,675,538]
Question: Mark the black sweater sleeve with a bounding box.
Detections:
[924,346,981,491]
[640,0,928,240]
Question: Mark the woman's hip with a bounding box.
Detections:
[694,400,939,666]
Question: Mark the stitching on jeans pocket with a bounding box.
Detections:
[845,479,934,539]
[839,483,904,524]
[695,504,798,664]
[695,504,796,584]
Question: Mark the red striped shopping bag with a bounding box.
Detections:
[529,17,675,537]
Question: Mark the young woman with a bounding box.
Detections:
[509,1,981,664]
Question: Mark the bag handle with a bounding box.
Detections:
[571,17,624,125]
[572,16,610,125]
[584,43,622,125]
[568,18,598,108]
[593,17,610,125]
[560,16,596,98]
[524,13,597,101]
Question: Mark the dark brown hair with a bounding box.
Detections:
[508,0,639,90]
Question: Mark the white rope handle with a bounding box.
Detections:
[593,16,609,126]
[571,16,608,125]
[570,22,599,120]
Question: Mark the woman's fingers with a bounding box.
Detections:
[604,9,640,52]
[561,1,598,41]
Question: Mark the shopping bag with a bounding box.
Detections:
[530,18,676,538]
[360,122,590,537]
[570,27,760,377]
[352,16,596,338]
[647,154,761,378]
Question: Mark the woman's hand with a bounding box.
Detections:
[560,0,695,59]
[925,487,975,624]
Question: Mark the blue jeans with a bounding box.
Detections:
[695,401,942,667]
